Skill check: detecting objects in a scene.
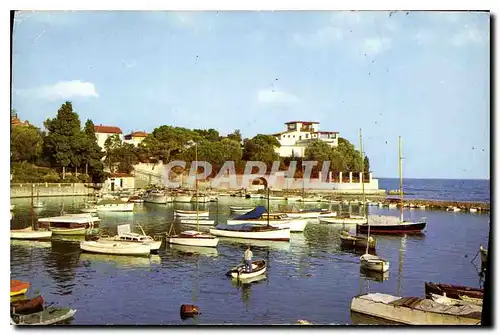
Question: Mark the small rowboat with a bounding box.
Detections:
[424,282,483,300]
[11,280,30,297]
[174,210,209,218]
[360,254,389,273]
[229,206,255,215]
[10,227,52,240]
[179,219,215,226]
[340,231,376,250]
[11,295,44,315]
[226,260,267,279]
[11,307,77,325]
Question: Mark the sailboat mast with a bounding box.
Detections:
[399,136,404,223]
[195,142,199,231]
[267,187,270,227]
[359,129,365,216]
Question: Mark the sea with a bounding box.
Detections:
[10,178,491,325]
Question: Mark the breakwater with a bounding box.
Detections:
[10,183,96,198]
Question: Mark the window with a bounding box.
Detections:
[299,136,302,140]
[305,134,309,138]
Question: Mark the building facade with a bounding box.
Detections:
[272,121,339,157]
[124,131,148,147]
[94,125,123,149]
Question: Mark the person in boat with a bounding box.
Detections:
[244,246,253,272]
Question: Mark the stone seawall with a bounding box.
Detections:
[10,183,96,198]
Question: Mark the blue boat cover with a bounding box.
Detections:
[214,223,260,231]
[234,206,266,220]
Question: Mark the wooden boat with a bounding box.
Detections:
[226,260,267,279]
[209,224,290,241]
[10,227,52,240]
[351,293,481,325]
[80,240,150,256]
[143,190,170,204]
[99,224,162,251]
[128,195,145,203]
[356,214,426,234]
[277,205,332,219]
[11,307,77,325]
[424,282,483,300]
[38,214,100,235]
[248,193,263,199]
[167,230,219,247]
[228,207,307,232]
[173,194,193,203]
[11,296,44,315]
[179,219,215,226]
[340,231,375,250]
[96,199,134,212]
[319,215,368,224]
[360,254,389,273]
[459,295,483,306]
[11,280,30,297]
[229,206,255,215]
[174,210,209,218]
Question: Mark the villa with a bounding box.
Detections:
[94,125,123,149]
[124,131,148,147]
[272,121,339,157]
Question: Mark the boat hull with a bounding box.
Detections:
[167,236,219,247]
[424,282,483,300]
[350,294,481,325]
[174,195,193,203]
[49,227,87,235]
[360,254,389,272]
[320,217,368,224]
[80,241,150,256]
[174,210,209,217]
[10,229,52,240]
[97,203,134,212]
[227,260,267,279]
[179,219,215,226]
[357,221,426,234]
[11,307,77,325]
[11,280,30,297]
[143,196,169,204]
[98,238,162,251]
[209,227,290,241]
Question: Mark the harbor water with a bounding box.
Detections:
[10,194,490,325]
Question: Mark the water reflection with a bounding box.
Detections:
[218,237,290,252]
[169,244,219,258]
[231,274,267,311]
[10,240,52,249]
[79,253,161,268]
[360,267,389,283]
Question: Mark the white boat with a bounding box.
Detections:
[143,191,170,204]
[167,230,219,247]
[229,206,255,215]
[209,224,290,241]
[286,196,302,202]
[38,214,100,235]
[80,240,150,256]
[179,219,215,226]
[81,207,98,213]
[96,200,134,212]
[350,293,482,325]
[360,253,390,272]
[266,195,286,201]
[388,203,398,209]
[11,204,15,211]
[277,205,332,219]
[99,224,162,251]
[248,193,263,199]
[319,215,368,224]
[10,227,52,240]
[174,210,209,218]
[469,208,478,213]
[419,205,426,209]
[174,194,193,203]
[32,201,45,208]
[300,196,323,202]
[191,194,210,203]
[226,260,267,279]
[317,211,338,218]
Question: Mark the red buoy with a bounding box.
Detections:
[180,304,200,319]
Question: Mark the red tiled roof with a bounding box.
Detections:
[314,131,339,134]
[110,173,133,178]
[125,131,148,138]
[285,121,319,125]
[94,125,122,134]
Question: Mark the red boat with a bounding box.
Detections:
[10,280,30,297]
[11,295,44,315]
[424,282,484,300]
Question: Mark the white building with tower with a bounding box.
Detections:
[272,121,339,157]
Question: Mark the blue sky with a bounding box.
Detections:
[12,10,490,179]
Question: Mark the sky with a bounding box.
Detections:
[11,10,490,179]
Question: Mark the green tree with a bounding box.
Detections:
[304,140,332,162]
[243,134,280,164]
[227,129,242,143]
[139,125,199,163]
[10,125,43,163]
[81,119,106,183]
[364,155,370,173]
[104,134,123,171]
[43,101,84,178]
[194,128,220,142]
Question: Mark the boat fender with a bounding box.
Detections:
[180,304,200,319]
